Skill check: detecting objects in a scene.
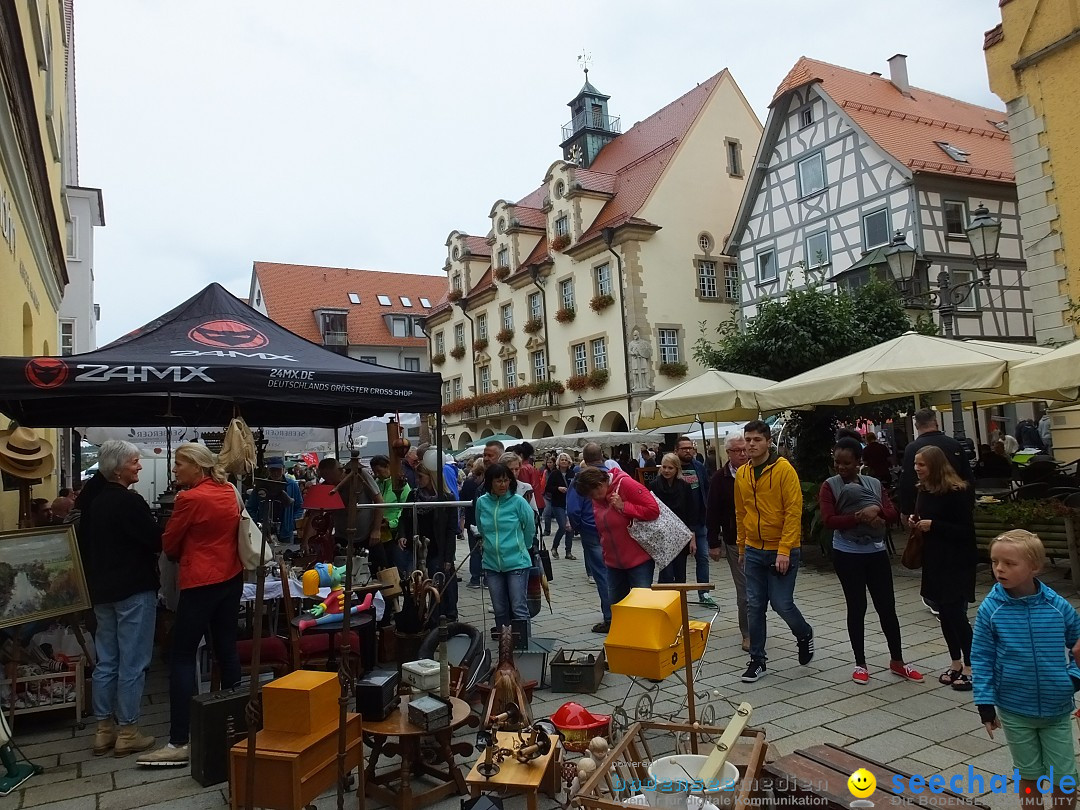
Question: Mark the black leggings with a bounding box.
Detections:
[170,573,243,745]
[937,600,973,667]
[832,549,903,666]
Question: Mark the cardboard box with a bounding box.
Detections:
[261,670,339,736]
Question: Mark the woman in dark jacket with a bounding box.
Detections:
[545,453,574,559]
[650,452,694,584]
[399,463,458,621]
[910,445,977,691]
[78,440,161,758]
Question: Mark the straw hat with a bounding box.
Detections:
[0,427,55,479]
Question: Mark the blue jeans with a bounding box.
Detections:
[542,504,554,536]
[549,507,572,553]
[608,560,655,608]
[92,590,157,725]
[485,568,530,630]
[744,547,812,662]
[581,533,611,622]
[467,530,483,585]
[693,525,711,599]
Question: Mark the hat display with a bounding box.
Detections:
[0,427,55,479]
[266,456,285,468]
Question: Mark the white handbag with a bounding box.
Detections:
[614,480,693,569]
[234,484,270,570]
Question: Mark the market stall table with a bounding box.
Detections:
[363,694,474,810]
[465,730,560,810]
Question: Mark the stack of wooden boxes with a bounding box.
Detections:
[228,671,362,810]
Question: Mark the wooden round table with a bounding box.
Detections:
[363,694,475,810]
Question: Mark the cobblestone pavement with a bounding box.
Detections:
[12,537,1079,810]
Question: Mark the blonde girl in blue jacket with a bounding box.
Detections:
[972,530,1080,805]
[475,463,535,631]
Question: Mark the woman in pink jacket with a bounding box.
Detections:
[573,466,659,605]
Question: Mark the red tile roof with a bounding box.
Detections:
[984,23,1004,49]
[573,168,617,195]
[773,57,1013,183]
[522,235,551,268]
[463,236,490,257]
[253,262,443,347]
[510,205,546,230]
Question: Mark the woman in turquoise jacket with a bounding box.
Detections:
[475,462,535,630]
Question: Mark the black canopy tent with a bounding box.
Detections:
[0,283,442,428]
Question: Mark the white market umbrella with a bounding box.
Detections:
[636,370,776,429]
[1009,340,1080,402]
[532,430,654,452]
[756,332,1057,412]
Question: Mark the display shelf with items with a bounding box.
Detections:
[1,658,84,728]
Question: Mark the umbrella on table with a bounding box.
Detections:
[1009,339,1080,402]
[636,370,776,428]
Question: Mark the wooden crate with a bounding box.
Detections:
[575,720,769,810]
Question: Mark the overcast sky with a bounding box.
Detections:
[73,1,1005,344]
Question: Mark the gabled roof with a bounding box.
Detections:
[773,57,1013,182]
[463,236,491,257]
[252,262,443,347]
[510,205,546,230]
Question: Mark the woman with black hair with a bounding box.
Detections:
[820,437,921,685]
[475,463,535,629]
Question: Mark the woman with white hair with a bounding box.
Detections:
[77,440,161,758]
[138,442,242,767]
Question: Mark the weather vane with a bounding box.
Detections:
[577,50,592,80]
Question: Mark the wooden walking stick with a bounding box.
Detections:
[337,447,363,809]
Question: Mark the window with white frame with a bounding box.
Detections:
[529,292,542,320]
[452,273,462,292]
[454,323,465,348]
[501,303,513,330]
[573,343,588,376]
[377,295,392,306]
[805,231,829,269]
[658,329,680,364]
[798,153,826,197]
[594,263,612,296]
[944,200,967,237]
[66,217,78,259]
[862,209,890,250]
[419,297,431,308]
[400,296,412,307]
[949,267,979,310]
[442,381,451,404]
[435,332,445,355]
[479,365,491,394]
[477,313,488,340]
[560,279,575,310]
[404,357,421,372]
[59,320,74,356]
[757,249,777,281]
[698,234,712,253]
[391,317,408,338]
[591,338,607,370]
[697,261,718,298]
[532,350,547,381]
[504,357,517,388]
[497,247,509,268]
[453,377,462,400]
[799,107,813,128]
[724,263,739,302]
[554,216,569,237]
[348,292,360,305]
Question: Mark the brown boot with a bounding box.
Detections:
[93,718,117,756]
[113,724,155,757]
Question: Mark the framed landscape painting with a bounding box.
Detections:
[0,525,89,630]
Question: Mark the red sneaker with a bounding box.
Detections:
[852,666,869,684]
[890,661,924,682]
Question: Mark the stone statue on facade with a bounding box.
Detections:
[628,328,653,391]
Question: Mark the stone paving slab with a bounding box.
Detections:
[8,535,1080,809]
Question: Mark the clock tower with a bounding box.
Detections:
[559,67,620,169]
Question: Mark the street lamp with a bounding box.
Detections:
[574,395,594,427]
[965,202,1002,282]
[883,230,919,288]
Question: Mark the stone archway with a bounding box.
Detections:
[481,428,495,438]
[506,425,523,439]
[457,432,473,450]
[600,411,629,432]
[565,416,587,434]
[441,435,452,451]
[532,421,554,439]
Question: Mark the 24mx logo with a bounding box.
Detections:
[187,319,268,349]
[25,357,69,389]
[75,364,214,383]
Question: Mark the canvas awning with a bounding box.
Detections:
[1009,339,1080,402]
[636,370,776,428]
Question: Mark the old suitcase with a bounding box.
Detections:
[190,686,255,787]
[605,588,709,680]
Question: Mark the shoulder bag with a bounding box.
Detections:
[233,484,271,570]
[615,480,694,570]
[901,492,923,570]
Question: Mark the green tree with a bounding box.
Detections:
[693,280,937,480]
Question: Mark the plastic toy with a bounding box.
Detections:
[296,562,373,631]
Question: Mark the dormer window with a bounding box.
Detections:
[452,273,462,292]
[497,217,507,233]
[315,309,349,353]
[348,293,360,305]
[936,141,970,163]
[377,295,392,306]
[554,216,569,237]
[497,247,509,268]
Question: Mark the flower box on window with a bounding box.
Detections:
[431,353,446,366]
[449,346,466,360]
[523,317,543,335]
[555,307,576,324]
[494,265,511,281]
[588,368,610,389]
[448,289,463,303]
[566,374,590,392]
[473,338,489,352]
[589,294,615,313]
[532,380,565,396]
[657,361,688,379]
[551,234,571,252]
[496,327,515,344]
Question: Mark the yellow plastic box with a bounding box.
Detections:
[605,588,710,680]
[261,670,339,736]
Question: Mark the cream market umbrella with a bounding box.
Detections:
[1009,340,1080,402]
[532,430,653,452]
[756,332,1057,412]
[636,370,776,429]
